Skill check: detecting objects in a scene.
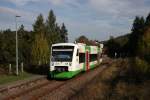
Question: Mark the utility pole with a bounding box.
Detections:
[15,15,21,76]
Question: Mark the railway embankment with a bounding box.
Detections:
[71,58,150,100]
[71,58,124,100]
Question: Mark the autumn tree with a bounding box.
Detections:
[75,35,89,44]
[31,34,49,65]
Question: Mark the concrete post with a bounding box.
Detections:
[21,62,24,73]
[9,64,12,74]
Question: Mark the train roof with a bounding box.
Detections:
[52,43,103,54]
[52,43,77,47]
[52,43,103,48]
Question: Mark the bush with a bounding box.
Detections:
[134,57,150,74]
[123,57,150,83]
[26,64,49,75]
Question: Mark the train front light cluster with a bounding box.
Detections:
[51,62,54,66]
[55,66,68,72]
[69,62,72,66]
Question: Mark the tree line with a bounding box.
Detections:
[106,13,150,58]
[75,35,101,46]
[106,13,150,75]
[0,10,68,68]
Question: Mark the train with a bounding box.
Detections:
[48,43,103,79]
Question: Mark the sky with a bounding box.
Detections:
[0,0,150,42]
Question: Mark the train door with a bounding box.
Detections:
[85,51,89,71]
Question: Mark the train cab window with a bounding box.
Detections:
[79,53,85,63]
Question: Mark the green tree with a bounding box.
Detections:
[18,24,25,34]
[106,36,120,58]
[141,28,150,62]
[46,10,56,34]
[60,23,68,42]
[129,16,145,56]
[0,32,3,63]
[2,29,16,64]
[33,14,45,35]
[145,13,150,27]
[46,10,57,44]
[55,23,61,42]
[18,25,25,63]
[18,25,32,64]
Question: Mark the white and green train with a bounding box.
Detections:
[48,43,103,79]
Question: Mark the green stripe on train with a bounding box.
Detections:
[49,70,82,79]
[90,63,98,69]
[83,63,85,71]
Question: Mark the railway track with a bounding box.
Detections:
[0,58,113,100]
[0,76,46,94]
[4,80,64,100]
[0,76,48,99]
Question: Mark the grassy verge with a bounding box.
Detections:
[0,72,34,85]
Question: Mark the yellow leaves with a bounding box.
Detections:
[31,33,50,65]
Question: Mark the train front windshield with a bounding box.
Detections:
[52,46,74,62]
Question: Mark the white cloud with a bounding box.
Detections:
[88,0,150,18]
[5,0,81,7]
[5,0,41,6]
[0,6,20,15]
[0,6,36,18]
[5,0,67,6]
[0,6,37,30]
[48,0,64,5]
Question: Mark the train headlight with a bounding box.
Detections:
[65,63,68,65]
[51,62,54,66]
[69,62,72,66]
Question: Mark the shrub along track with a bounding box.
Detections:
[0,58,113,100]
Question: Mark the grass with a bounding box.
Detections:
[0,72,34,85]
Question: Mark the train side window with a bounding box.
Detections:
[90,54,98,62]
[76,49,79,56]
[79,53,85,63]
